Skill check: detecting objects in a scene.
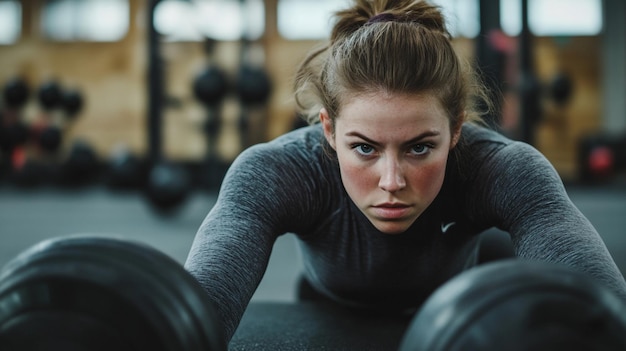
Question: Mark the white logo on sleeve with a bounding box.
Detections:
[441,221,456,233]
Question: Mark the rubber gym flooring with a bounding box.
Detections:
[1,183,625,303]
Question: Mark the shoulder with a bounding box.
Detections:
[451,124,567,228]
[222,124,334,192]
[458,123,564,201]
[452,123,563,203]
[456,123,551,172]
[216,124,338,232]
[458,123,512,150]
[227,124,328,179]
[235,124,325,165]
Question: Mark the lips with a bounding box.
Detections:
[371,203,411,219]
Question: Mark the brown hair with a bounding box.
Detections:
[294,0,491,133]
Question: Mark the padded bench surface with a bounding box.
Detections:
[229,302,413,350]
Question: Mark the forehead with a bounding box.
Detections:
[335,92,450,139]
[339,91,448,123]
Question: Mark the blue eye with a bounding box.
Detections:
[411,144,430,155]
[354,144,374,155]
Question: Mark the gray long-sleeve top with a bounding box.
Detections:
[185,123,626,343]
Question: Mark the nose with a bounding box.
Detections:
[378,157,406,193]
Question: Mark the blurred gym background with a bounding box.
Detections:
[0,0,625,302]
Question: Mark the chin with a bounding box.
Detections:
[372,221,412,235]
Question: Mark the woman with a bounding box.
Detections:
[185,0,626,343]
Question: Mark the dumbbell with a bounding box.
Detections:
[1,78,31,154]
[548,72,573,106]
[62,88,84,118]
[36,80,84,118]
[192,65,227,156]
[193,66,229,109]
[0,235,226,351]
[3,77,30,109]
[34,81,85,152]
[399,259,626,351]
[30,81,64,154]
[35,125,63,153]
[234,64,272,148]
[60,140,99,186]
[235,65,271,107]
[107,147,148,190]
[145,161,192,214]
[0,117,29,154]
[37,80,64,111]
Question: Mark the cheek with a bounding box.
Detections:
[336,154,374,198]
[410,154,449,198]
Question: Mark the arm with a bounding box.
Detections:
[184,142,322,342]
[470,141,626,301]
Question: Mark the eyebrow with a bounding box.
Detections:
[345,130,441,147]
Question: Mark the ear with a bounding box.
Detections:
[450,115,464,149]
[320,108,336,150]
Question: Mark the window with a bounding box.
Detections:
[41,0,129,42]
[501,0,603,36]
[154,0,265,41]
[0,0,21,44]
[277,0,479,40]
[277,0,348,40]
[430,0,480,38]
[277,0,603,40]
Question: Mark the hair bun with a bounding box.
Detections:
[331,0,449,42]
[365,13,398,25]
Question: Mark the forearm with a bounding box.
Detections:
[185,208,276,342]
[473,141,626,302]
[511,203,626,302]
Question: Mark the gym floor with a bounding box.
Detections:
[0,182,625,303]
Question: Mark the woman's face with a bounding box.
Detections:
[321,92,460,234]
